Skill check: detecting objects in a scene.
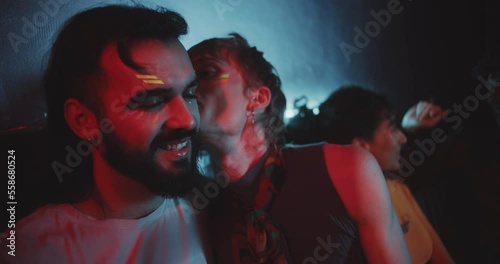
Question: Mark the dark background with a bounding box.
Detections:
[1,0,498,262]
[0,0,495,128]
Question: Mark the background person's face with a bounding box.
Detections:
[97,39,200,196]
[190,52,250,147]
[365,116,407,171]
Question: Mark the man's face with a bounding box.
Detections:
[189,51,250,148]
[97,39,199,196]
[365,115,407,171]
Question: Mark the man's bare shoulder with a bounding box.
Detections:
[322,144,389,220]
[323,143,378,171]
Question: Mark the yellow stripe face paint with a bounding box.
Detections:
[135,74,165,85]
[135,74,157,79]
[213,73,230,80]
[208,73,230,88]
[143,80,165,84]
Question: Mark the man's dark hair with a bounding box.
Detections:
[188,33,286,147]
[44,5,188,202]
[317,86,394,144]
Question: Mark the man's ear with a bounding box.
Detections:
[64,98,99,141]
[247,85,271,113]
[352,137,371,151]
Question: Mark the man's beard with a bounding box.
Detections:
[101,130,199,197]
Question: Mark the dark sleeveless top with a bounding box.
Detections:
[207,143,367,263]
[269,143,367,263]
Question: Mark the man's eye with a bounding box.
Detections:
[131,97,164,110]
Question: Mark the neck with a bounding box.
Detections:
[207,126,269,184]
[73,152,164,220]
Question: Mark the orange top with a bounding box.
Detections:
[386,178,455,264]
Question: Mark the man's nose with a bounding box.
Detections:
[163,96,196,131]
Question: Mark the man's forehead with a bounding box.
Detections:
[99,40,192,84]
[95,41,196,107]
[130,40,186,64]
